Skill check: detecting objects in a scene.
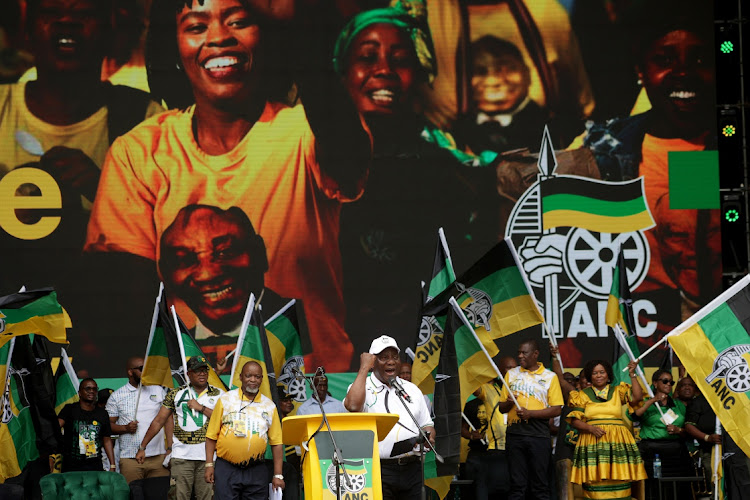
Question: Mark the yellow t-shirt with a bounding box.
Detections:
[499,363,564,435]
[206,389,282,465]
[476,382,508,450]
[85,102,362,371]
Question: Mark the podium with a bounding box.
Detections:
[283,413,399,500]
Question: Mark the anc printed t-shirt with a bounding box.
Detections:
[206,389,282,466]
[499,363,564,438]
[85,102,364,372]
[163,384,223,461]
[58,404,112,470]
[476,381,508,450]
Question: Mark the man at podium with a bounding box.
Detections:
[344,335,436,499]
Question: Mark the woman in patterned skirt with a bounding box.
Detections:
[568,359,647,499]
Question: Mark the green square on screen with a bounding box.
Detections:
[668,150,719,209]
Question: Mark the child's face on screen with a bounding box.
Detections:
[471,51,530,114]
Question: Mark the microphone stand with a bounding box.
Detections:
[296,368,351,500]
[388,377,443,500]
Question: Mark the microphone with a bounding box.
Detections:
[388,377,412,403]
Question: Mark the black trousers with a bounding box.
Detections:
[505,434,552,500]
[381,461,422,500]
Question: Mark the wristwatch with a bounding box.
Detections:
[273,474,284,480]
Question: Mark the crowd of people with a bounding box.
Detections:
[49,334,750,500]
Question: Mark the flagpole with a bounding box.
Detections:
[136,283,165,418]
[2,338,17,404]
[507,239,564,370]
[264,299,295,327]
[437,227,455,274]
[230,294,256,390]
[713,416,721,500]
[622,273,750,371]
[450,297,521,410]
[171,305,199,419]
[461,413,487,446]
[59,347,80,391]
[613,325,664,418]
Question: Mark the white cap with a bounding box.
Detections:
[369,335,400,355]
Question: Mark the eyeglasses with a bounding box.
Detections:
[659,379,675,385]
[133,366,144,371]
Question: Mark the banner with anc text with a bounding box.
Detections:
[666,275,750,458]
[0,0,721,378]
[0,288,68,347]
[54,347,79,414]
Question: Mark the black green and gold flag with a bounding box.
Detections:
[449,239,543,340]
[0,339,39,482]
[541,176,654,233]
[142,291,226,391]
[230,295,279,406]
[264,300,305,399]
[0,288,68,347]
[426,228,456,303]
[605,250,637,336]
[666,275,750,457]
[54,347,79,414]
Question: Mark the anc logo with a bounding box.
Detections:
[325,460,368,493]
[418,316,443,347]
[705,345,750,393]
[455,282,493,331]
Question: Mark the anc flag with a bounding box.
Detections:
[424,301,462,499]
[264,300,305,401]
[605,250,638,335]
[412,302,448,396]
[142,290,226,391]
[54,348,79,414]
[448,298,502,406]
[0,338,39,482]
[0,288,68,347]
[426,228,456,303]
[541,176,654,233]
[666,274,750,457]
[611,325,644,387]
[451,240,543,340]
[230,295,279,406]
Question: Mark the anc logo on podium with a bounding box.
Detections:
[320,458,372,499]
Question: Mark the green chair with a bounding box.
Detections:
[40,471,130,500]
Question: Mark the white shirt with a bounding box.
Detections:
[163,384,223,460]
[296,395,347,416]
[106,383,167,458]
[345,374,433,459]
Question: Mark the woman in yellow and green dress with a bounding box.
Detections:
[568,359,647,499]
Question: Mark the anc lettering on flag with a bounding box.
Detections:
[230,295,279,406]
[54,348,79,414]
[264,300,306,402]
[605,250,637,335]
[0,338,40,482]
[426,227,456,303]
[666,274,750,458]
[0,288,68,347]
[540,176,654,233]
[411,302,448,396]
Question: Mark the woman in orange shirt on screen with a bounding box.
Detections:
[83,0,371,372]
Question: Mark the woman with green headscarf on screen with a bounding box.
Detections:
[333,2,499,369]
